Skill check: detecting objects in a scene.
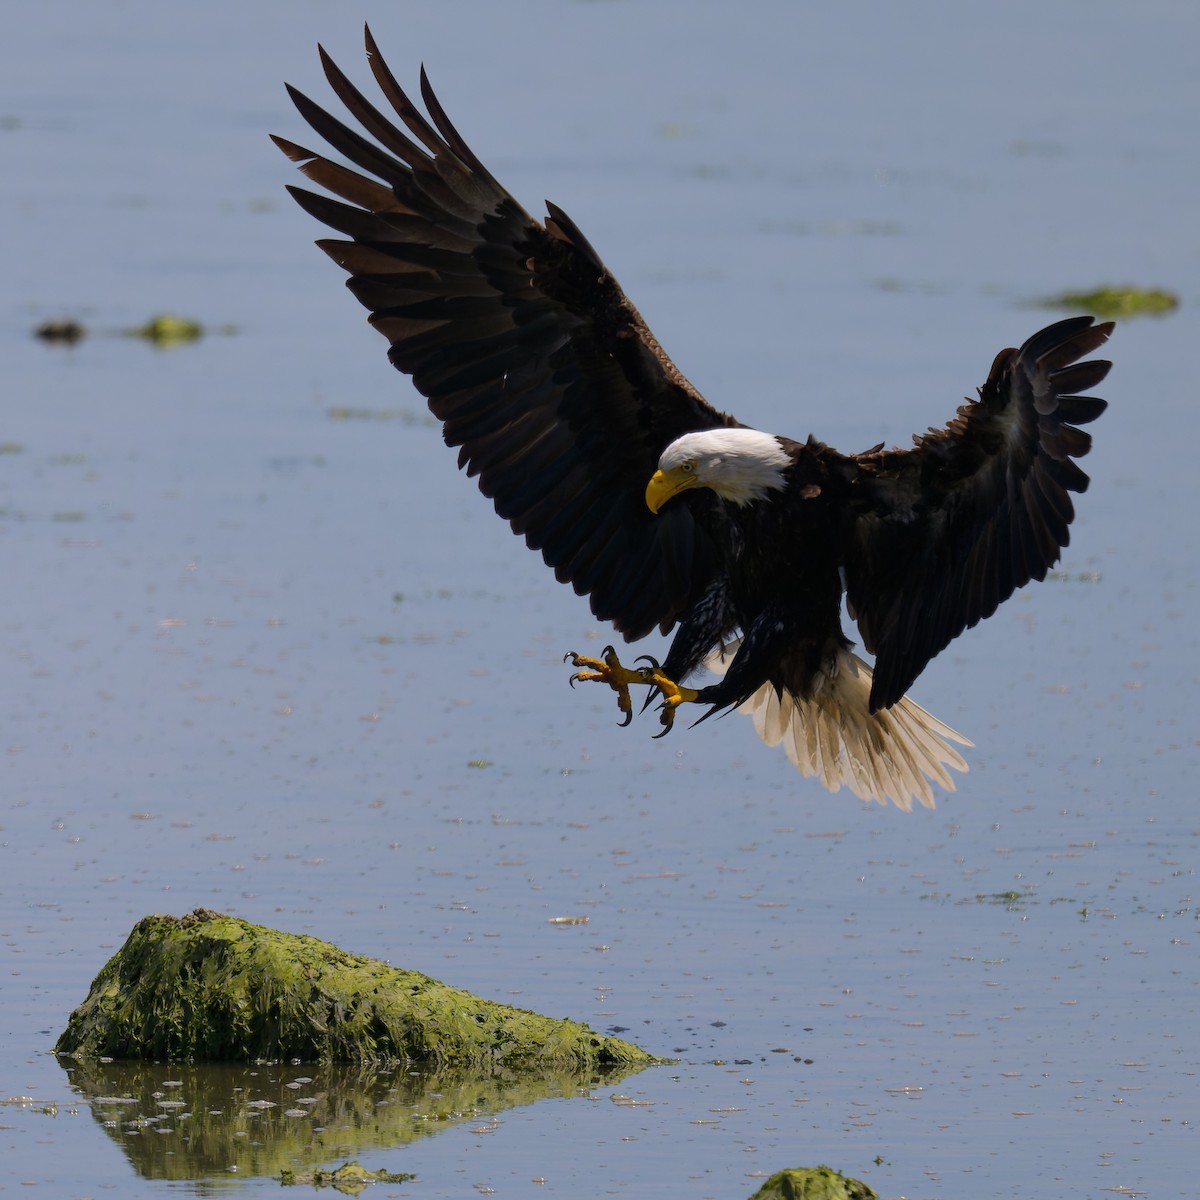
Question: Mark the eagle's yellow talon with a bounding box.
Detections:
[647,672,700,737]
[566,648,697,735]
[566,647,640,726]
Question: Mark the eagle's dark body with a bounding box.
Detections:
[657,438,851,709]
[276,30,1112,808]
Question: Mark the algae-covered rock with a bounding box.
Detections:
[280,1160,414,1194]
[56,909,658,1068]
[747,1166,880,1200]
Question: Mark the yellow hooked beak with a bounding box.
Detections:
[645,466,697,514]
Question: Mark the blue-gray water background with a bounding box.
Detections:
[3,2,1197,1197]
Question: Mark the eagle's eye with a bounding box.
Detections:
[681,461,695,473]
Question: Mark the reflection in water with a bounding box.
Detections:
[61,1056,647,1182]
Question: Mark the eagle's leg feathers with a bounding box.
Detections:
[565,646,698,733]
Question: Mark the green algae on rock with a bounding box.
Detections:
[280,1160,415,1194]
[1034,286,1179,319]
[56,909,659,1068]
[747,1166,880,1200]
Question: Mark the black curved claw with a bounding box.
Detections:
[651,700,677,739]
[616,707,633,729]
[564,650,578,665]
[634,653,661,671]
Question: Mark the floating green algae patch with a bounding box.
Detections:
[1034,285,1179,319]
[124,313,204,345]
[746,1165,879,1200]
[56,909,659,1067]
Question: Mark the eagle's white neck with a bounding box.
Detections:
[658,428,790,507]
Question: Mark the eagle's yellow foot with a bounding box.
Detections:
[564,647,698,735]
[565,645,648,727]
[647,669,700,738]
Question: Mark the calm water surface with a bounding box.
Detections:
[2,2,1197,1197]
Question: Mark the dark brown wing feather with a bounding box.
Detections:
[842,316,1113,711]
[274,27,737,639]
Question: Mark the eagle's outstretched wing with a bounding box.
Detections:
[843,315,1113,711]
[274,28,738,639]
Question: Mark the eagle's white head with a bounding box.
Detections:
[646,428,790,512]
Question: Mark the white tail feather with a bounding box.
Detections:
[704,641,971,811]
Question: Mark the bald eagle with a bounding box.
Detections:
[275,30,1112,811]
